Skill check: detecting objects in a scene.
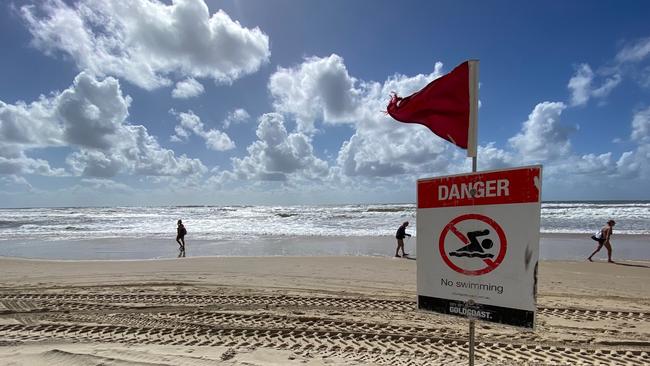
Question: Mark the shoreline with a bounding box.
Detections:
[0,232,648,261]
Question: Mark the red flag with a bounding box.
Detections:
[387,60,478,157]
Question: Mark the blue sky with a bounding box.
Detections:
[1,0,649,207]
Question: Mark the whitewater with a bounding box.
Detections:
[1,201,648,242]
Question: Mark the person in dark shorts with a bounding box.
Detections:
[176,219,187,251]
[395,221,412,257]
[588,219,615,263]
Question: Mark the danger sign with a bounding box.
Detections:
[416,166,542,329]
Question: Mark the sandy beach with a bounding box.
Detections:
[1,254,649,365]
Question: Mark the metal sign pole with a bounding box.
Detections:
[469,318,475,366]
[469,59,479,366]
[469,156,477,366]
[466,298,476,366]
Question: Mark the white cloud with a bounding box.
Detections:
[1,72,206,178]
[616,37,650,63]
[67,123,208,177]
[333,62,471,178]
[476,143,516,171]
[548,152,615,178]
[57,72,131,149]
[268,56,461,179]
[0,98,63,147]
[0,152,65,176]
[567,64,621,106]
[80,178,133,192]
[227,113,329,182]
[66,150,123,177]
[631,106,650,143]
[222,108,250,129]
[59,74,207,177]
[171,110,235,151]
[21,0,270,90]
[0,175,34,192]
[219,53,647,198]
[266,55,457,179]
[268,54,363,134]
[0,72,128,154]
[172,78,205,99]
[616,145,650,179]
[568,64,593,106]
[219,56,468,185]
[508,102,574,161]
[569,38,650,106]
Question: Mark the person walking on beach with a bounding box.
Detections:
[395,221,412,257]
[588,220,615,263]
[176,219,187,251]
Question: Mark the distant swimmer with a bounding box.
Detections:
[176,219,187,252]
[395,221,412,258]
[588,220,615,263]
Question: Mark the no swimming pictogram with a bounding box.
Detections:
[439,213,507,276]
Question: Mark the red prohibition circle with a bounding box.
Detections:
[438,213,507,276]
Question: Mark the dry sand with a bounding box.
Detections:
[0,256,649,365]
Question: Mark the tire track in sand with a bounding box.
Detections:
[0,322,647,366]
[1,293,648,323]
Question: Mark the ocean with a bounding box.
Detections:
[1,201,649,242]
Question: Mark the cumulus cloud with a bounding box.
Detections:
[631,106,650,143]
[69,123,208,177]
[220,52,645,196]
[508,102,574,161]
[21,0,270,90]
[226,113,329,182]
[213,57,458,186]
[616,106,650,179]
[266,54,457,179]
[333,62,469,178]
[222,108,250,129]
[616,145,650,179]
[268,54,363,133]
[1,72,206,178]
[172,78,205,99]
[0,152,66,176]
[0,98,62,147]
[253,56,470,182]
[546,152,616,179]
[476,143,516,171]
[568,64,621,106]
[171,110,235,151]
[0,89,64,176]
[57,72,131,150]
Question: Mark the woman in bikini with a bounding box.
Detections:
[588,219,615,263]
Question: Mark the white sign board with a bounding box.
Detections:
[417,166,542,328]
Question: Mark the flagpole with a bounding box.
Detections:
[467,60,479,159]
[468,60,479,366]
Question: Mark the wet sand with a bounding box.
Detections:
[0,233,648,261]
